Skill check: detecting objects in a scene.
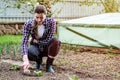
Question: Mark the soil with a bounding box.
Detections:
[0,45,120,80]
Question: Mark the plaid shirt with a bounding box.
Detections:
[21,18,56,55]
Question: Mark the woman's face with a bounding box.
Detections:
[34,13,46,25]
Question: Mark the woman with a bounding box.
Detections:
[22,3,61,73]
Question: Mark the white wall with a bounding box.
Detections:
[51,1,104,20]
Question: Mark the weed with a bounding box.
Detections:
[68,75,78,80]
[116,73,120,78]
[13,44,20,56]
[6,43,10,55]
[106,52,116,58]
[34,71,43,76]
[0,45,3,55]
[55,61,69,66]
[10,65,20,70]
[81,63,88,67]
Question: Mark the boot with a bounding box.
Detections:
[36,63,42,70]
[36,57,43,70]
[46,57,54,73]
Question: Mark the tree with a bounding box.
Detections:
[79,0,120,12]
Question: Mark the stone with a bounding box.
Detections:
[15,24,19,30]
[0,30,4,35]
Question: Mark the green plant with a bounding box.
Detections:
[0,35,22,56]
[13,45,17,56]
[55,60,69,66]
[106,52,116,58]
[81,63,88,67]
[13,44,21,56]
[34,71,43,76]
[0,35,22,45]
[6,43,10,55]
[10,65,20,70]
[0,45,3,56]
[116,73,120,77]
[68,75,78,80]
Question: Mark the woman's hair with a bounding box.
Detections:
[32,3,47,39]
[34,3,47,14]
[32,20,39,39]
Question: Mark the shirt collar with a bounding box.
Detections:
[43,18,47,26]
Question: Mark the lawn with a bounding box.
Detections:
[0,35,22,45]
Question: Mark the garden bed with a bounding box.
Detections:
[0,45,120,80]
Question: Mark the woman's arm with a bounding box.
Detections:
[22,20,31,70]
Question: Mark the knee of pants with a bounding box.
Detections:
[48,38,61,57]
[50,38,61,46]
[28,45,40,61]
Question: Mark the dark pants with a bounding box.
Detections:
[28,38,61,64]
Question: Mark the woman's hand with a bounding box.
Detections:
[33,39,38,43]
[28,38,32,43]
[23,55,30,70]
[28,38,38,44]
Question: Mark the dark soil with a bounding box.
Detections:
[0,45,120,80]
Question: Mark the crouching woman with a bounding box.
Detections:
[21,4,61,73]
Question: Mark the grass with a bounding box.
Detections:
[0,35,22,55]
[0,35,22,45]
[0,34,60,55]
[0,34,58,45]
[0,34,80,56]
